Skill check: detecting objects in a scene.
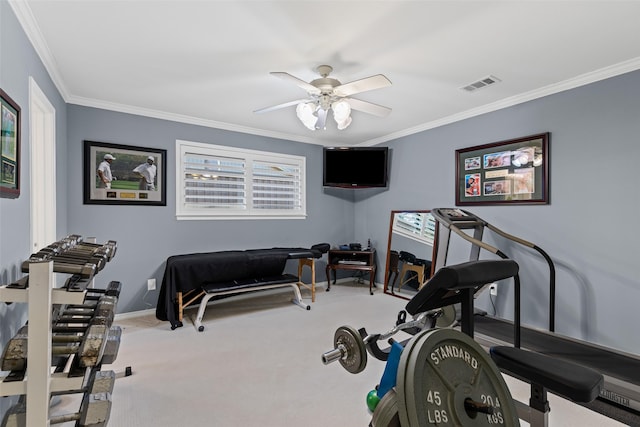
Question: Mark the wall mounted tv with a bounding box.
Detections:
[323,147,389,188]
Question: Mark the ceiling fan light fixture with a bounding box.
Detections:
[336,116,352,130]
[332,99,351,120]
[332,100,352,130]
[261,65,391,131]
[296,102,318,131]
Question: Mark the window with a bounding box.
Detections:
[176,140,306,220]
[392,212,435,245]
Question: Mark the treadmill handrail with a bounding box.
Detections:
[449,224,507,258]
[485,222,556,332]
[433,208,557,332]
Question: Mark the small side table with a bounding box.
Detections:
[326,249,376,295]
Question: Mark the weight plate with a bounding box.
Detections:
[334,325,367,374]
[435,305,457,329]
[371,387,401,427]
[397,328,519,426]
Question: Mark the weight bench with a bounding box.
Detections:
[405,259,604,426]
[194,273,308,332]
[491,346,603,426]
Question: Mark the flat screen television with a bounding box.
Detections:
[323,147,389,188]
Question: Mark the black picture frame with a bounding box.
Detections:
[0,89,21,199]
[83,140,167,206]
[455,133,549,206]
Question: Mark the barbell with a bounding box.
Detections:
[323,326,520,426]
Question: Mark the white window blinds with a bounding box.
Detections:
[392,212,436,245]
[252,160,303,211]
[177,140,306,220]
[183,152,246,210]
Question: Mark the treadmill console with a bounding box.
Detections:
[433,208,479,222]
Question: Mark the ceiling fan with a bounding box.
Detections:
[254,65,392,131]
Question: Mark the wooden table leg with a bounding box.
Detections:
[369,267,376,295]
[296,258,316,302]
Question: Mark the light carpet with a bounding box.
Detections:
[51,280,624,426]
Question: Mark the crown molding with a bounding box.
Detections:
[363,56,640,146]
[11,1,640,147]
[9,0,71,100]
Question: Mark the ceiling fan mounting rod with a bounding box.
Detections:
[316,64,333,78]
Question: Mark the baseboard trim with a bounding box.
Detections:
[115,307,156,321]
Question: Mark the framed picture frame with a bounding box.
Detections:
[455,133,549,206]
[0,89,21,199]
[83,140,167,206]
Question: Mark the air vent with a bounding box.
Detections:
[461,75,501,92]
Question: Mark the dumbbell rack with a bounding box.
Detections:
[0,239,119,426]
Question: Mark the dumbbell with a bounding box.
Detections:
[48,368,117,397]
[70,245,112,259]
[56,289,119,312]
[54,234,83,248]
[64,275,122,296]
[29,246,107,271]
[54,295,118,327]
[1,369,116,426]
[48,253,107,272]
[65,240,117,262]
[3,295,118,371]
[1,392,112,427]
[78,281,122,300]
[23,238,116,276]
[1,322,118,371]
[52,314,114,334]
[32,235,81,255]
[52,298,118,339]
[6,276,29,289]
[21,258,96,279]
[100,326,122,365]
[47,244,111,262]
[86,281,122,299]
[49,325,121,366]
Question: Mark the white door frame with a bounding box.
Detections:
[29,77,56,251]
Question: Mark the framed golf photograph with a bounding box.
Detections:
[455,133,549,206]
[83,140,167,206]
[0,89,21,199]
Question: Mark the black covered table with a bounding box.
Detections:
[156,245,328,329]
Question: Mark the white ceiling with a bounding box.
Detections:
[11,1,640,146]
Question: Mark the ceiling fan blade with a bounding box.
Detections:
[345,98,392,117]
[333,74,392,97]
[254,99,309,114]
[270,72,321,95]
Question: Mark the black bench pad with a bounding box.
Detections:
[202,274,299,294]
[406,259,519,315]
[490,346,603,403]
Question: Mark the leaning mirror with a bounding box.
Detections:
[383,210,436,300]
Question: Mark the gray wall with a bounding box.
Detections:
[357,70,639,355]
[0,0,69,415]
[66,106,355,313]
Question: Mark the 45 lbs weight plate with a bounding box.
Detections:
[397,328,519,426]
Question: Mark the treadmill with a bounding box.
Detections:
[430,208,640,424]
